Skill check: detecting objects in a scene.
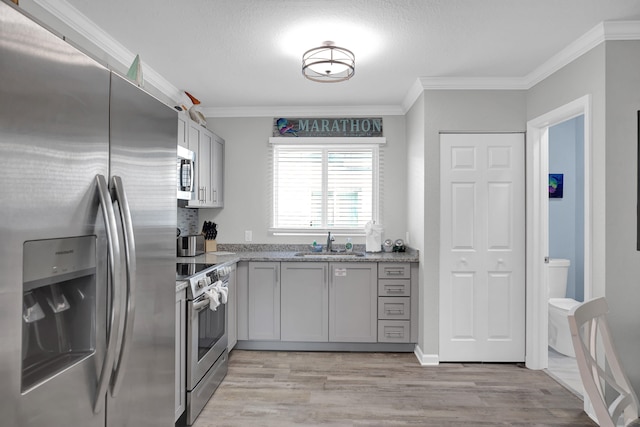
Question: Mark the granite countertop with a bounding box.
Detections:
[175,244,419,293]
[229,249,418,263]
[177,243,419,264]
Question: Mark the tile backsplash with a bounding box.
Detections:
[177,208,199,236]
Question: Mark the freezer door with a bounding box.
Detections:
[107,73,177,426]
[0,3,110,427]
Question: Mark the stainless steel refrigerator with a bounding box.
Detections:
[0,2,177,426]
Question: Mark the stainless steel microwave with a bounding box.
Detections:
[177,145,195,201]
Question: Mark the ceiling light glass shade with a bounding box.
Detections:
[302,41,355,83]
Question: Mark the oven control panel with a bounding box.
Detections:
[196,276,212,289]
[187,263,235,299]
[211,265,232,282]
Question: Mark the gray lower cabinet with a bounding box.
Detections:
[227,264,237,352]
[239,260,416,349]
[174,288,186,422]
[377,263,415,343]
[236,262,249,340]
[329,262,377,342]
[281,262,329,342]
[248,262,280,340]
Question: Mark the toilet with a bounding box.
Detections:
[547,258,580,357]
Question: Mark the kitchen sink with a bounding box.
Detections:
[294,251,365,257]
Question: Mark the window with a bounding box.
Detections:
[271,142,380,234]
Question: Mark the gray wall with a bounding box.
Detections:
[527,44,607,300]
[549,115,585,301]
[415,90,527,356]
[200,115,408,246]
[603,40,640,395]
[528,40,640,395]
[405,93,427,353]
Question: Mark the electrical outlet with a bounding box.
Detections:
[405,231,410,244]
[244,230,252,242]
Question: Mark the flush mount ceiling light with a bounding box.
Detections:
[302,41,355,83]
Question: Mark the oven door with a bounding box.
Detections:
[186,293,227,390]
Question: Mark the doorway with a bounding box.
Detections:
[525,95,593,372]
[546,115,586,397]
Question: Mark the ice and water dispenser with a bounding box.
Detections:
[22,236,97,393]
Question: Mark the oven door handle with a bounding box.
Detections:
[109,175,137,398]
[193,297,210,312]
[93,174,122,414]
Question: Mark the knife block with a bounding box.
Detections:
[205,239,217,252]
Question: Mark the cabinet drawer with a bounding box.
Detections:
[378,279,410,296]
[378,297,410,320]
[377,320,410,343]
[378,263,410,279]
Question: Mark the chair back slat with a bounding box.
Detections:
[568,297,639,427]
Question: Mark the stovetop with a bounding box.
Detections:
[176,263,218,281]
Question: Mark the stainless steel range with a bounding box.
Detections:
[177,262,234,425]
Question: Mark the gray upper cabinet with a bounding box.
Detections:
[181,115,224,208]
[281,262,329,342]
[247,262,280,341]
[329,262,377,343]
[195,126,211,206]
[210,133,224,208]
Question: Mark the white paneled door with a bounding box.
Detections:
[439,133,525,362]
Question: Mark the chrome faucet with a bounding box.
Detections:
[326,231,335,252]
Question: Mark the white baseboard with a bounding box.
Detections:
[414,345,439,366]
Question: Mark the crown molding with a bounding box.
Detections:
[524,22,606,88]
[418,76,528,90]
[414,20,640,95]
[526,21,640,88]
[602,20,640,40]
[32,0,130,64]
[401,78,427,114]
[201,105,405,118]
[33,0,182,103]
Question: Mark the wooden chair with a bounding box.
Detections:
[568,297,640,426]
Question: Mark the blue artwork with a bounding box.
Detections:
[276,118,298,136]
[549,173,563,198]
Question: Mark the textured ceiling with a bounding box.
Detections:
[63,0,640,113]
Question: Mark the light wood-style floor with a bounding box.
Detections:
[193,350,595,427]
[547,348,584,399]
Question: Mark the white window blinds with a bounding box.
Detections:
[272,143,380,234]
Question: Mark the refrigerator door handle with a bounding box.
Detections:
[109,175,137,397]
[94,174,123,414]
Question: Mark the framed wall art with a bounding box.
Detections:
[549,173,564,199]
